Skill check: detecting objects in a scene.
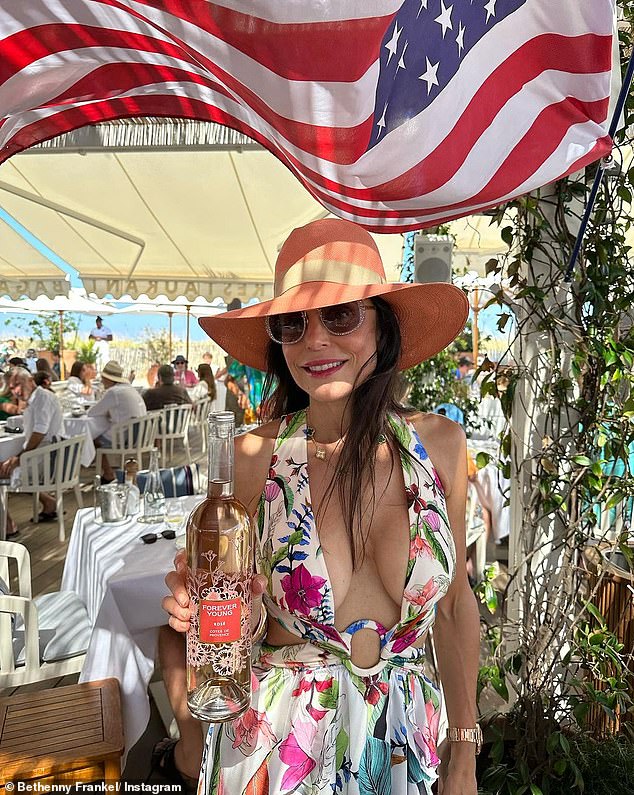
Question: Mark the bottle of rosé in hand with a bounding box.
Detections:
[186,411,254,722]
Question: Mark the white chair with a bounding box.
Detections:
[12,435,85,543]
[189,396,211,459]
[156,404,193,464]
[0,540,90,689]
[465,480,487,585]
[95,412,160,475]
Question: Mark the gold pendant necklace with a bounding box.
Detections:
[305,412,387,460]
[305,424,330,459]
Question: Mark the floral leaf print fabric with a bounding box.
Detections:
[200,410,456,794]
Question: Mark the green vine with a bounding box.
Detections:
[475,5,634,792]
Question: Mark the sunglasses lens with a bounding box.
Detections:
[320,302,363,335]
[267,312,305,344]
[161,529,176,540]
[141,533,157,544]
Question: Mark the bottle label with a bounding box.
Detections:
[199,598,242,644]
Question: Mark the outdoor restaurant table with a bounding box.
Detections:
[61,495,204,760]
[62,414,96,467]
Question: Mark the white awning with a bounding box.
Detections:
[0,120,510,301]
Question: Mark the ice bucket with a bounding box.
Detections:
[96,483,129,523]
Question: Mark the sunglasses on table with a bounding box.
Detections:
[141,529,176,544]
[265,300,375,345]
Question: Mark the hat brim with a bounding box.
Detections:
[199,281,469,372]
[101,372,129,384]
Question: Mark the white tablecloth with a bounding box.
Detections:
[62,415,96,467]
[0,432,25,460]
[61,496,203,760]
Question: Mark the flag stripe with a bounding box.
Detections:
[0,0,617,232]
[98,0,396,81]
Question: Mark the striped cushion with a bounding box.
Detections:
[116,464,201,497]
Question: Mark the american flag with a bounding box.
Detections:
[0,0,616,232]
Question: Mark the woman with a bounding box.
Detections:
[189,363,217,403]
[67,361,95,398]
[0,373,21,420]
[163,219,480,794]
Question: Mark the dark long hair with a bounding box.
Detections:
[197,363,217,401]
[261,297,414,567]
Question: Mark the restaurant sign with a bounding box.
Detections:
[0,278,70,300]
[82,277,273,302]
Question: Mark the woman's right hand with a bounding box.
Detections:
[162,550,268,635]
[163,550,192,633]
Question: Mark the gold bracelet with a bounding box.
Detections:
[252,602,267,643]
[446,725,483,755]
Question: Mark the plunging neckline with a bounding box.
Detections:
[301,410,420,643]
[259,408,455,676]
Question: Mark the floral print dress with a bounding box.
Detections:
[199,409,456,794]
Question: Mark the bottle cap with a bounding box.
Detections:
[208,410,235,438]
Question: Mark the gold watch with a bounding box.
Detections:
[446,725,483,755]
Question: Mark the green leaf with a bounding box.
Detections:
[558,733,570,755]
[554,758,568,776]
[572,455,592,466]
[476,451,491,469]
[275,410,306,451]
[530,785,544,795]
[263,668,286,711]
[584,602,605,624]
[318,679,340,710]
[605,492,624,511]
[335,727,349,770]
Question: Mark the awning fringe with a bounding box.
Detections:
[26,118,262,153]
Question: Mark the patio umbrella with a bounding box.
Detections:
[117,298,226,361]
[12,290,116,377]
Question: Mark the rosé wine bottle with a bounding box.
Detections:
[186,411,254,721]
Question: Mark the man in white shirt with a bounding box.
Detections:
[88,360,146,483]
[0,367,64,532]
[89,316,113,369]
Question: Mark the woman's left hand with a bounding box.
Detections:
[438,770,478,795]
[437,743,478,795]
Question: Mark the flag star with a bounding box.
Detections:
[434,1,453,38]
[418,57,440,93]
[397,40,409,72]
[484,0,497,22]
[376,103,388,137]
[385,22,402,64]
[456,21,465,54]
[416,0,428,17]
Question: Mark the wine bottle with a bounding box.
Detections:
[140,448,166,523]
[124,458,141,516]
[186,411,254,722]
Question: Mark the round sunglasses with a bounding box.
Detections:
[265,301,375,346]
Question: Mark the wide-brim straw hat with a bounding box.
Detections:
[199,219,469,372]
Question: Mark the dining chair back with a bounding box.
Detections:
[117,463,202,497]
[95,412,160,475]
[0,540,91,689]
[155,403,193,464]
[190,396,212,459]
[13,435,85,542]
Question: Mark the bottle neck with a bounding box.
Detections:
[207,425,234,498]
